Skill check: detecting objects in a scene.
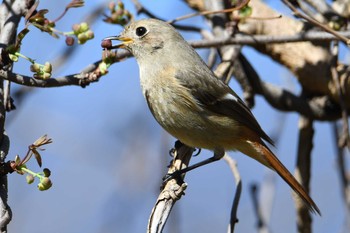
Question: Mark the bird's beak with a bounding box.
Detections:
[103,35,133,49]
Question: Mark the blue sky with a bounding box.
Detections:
[5,1,348,232]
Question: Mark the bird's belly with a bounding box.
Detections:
[146,91,241,150]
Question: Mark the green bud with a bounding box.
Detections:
[9,54,18,62]
[329,21,341,31]
[77,33,87,44]
[38,183,44,191]
[43,62,52,73]
[79,22,89,32]
[99,62,108,75]
[38,177,52,191]
[42,72,51,79]
[30,63,41,72]
[85,30,94,40]
[26,174,35,184]
[14,155,21,165]
[43,168,51,177]
[72,24,81,34]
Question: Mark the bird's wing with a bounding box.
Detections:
[175,69,274,145]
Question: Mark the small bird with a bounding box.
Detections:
[105,18,320,214]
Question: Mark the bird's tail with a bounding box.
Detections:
[238,140,321,215]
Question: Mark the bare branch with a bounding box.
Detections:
[251,78,343,121]
[0,0,33,231]
[249,183,271,233]
[131,0,202,32]
[330,41,350,148]
[167,0,249,24]
[223,154,242,233]
[294,116,314,233]
[0,50,132,88]
[147,142,195,233]
[332,123,350,212]
[189,30,350,48]
[0,133,11,232]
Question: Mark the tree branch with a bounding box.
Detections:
[251,78,343,121]
[282,0,350,44]
[147,141,195,233]
[330,41,350,148]
[189,30,350,48]
[294,116,314,233]
[223,153,242,233]
[131,0,202,32]
[332,123,350,213]
[0,0,33,231]
[0,50,132,88]
[0,133,10,232]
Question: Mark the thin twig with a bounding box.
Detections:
[0,50,132,88]
[189,30,350,47]
[131,0,202,32]
[332,123,350,212]
[223,153,242,233]
[330,41,350,149]
[167,0,250,24]
[294,115,314,233]
[249,183,270,232]
[282,0,350,45]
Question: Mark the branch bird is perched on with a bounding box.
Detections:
[105,18,321,215]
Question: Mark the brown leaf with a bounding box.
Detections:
[32,149,42,167]
[66,0,85,10]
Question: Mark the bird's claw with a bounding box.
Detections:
[193,148,201,157]
[161,170,184,189]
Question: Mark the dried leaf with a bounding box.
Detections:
[15,28,30,49]
[32,149,42,167]
[33,134,53,147]
[14,155,21,165]
[66,0,84,10]
[29,9,49,25]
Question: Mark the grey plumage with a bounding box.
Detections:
[106,18,321,215]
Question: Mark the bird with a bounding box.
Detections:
[104,18,321,215]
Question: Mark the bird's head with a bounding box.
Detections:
[104,19,184,60]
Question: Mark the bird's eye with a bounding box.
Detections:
[136,26,147,37]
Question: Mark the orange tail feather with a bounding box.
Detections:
[240,140,321,215]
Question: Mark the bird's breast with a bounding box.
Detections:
[139,66,242,150]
